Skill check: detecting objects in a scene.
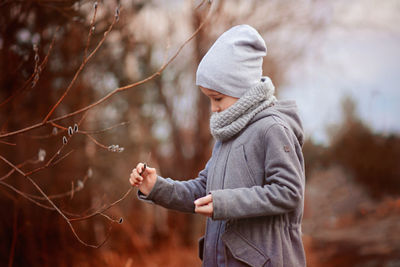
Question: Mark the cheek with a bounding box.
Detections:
[222,99,236,110]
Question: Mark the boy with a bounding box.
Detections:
[129,24,306,267]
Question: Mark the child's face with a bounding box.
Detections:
[200,86,238,113]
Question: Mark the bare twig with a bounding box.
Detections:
[49,121,112,150]
[24,150,73,176]
[80,121,131,134]
[69,188,132,222]
[0,155,112,248]
[0,180,68,211]
[42,14,118,123]
[85,134,109,150]
[1,155,42,181]
[0,26,60,109]
[0,1,213,139]
[0,140,16,146]
[84,2,99,59]
[0,179,96,218]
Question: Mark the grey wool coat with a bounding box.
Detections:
[138,100,306,267]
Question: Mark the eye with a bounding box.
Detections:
[214,97,222,102]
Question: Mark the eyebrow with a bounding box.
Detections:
[208,93,222,97]
[200,87,222,97]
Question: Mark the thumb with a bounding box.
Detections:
[145,167,156,175]
[142,166,156,178]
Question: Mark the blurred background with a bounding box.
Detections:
[1,0,399,266]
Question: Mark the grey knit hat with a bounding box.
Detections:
[196,24,267,98]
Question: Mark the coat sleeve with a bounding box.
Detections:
[211,124,305,220]
[137,160,209,213]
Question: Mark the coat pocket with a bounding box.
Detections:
[225,145,258,189]
[198,236,205,261]
[239,145,257,186]
[222,229,270,267]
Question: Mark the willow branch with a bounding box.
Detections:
[0,154,111,248]
[0,26,60,109]
[1,155,42,181]
[0,140,16,146]
[42,15,118,123]
[69,188,132,222]
[80,121,131,134]
[0,1,212,139]
[84,2,98,59]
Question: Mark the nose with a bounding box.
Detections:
[211,103,219,113]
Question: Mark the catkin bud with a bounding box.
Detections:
[68,126,73,136]
[38,149,46,162]
[52,127,58,135]
[62,136,67,144]
[87,168,93,178]
[73,123,78,132]
[77,180,84,189]
[115,6,120,21]
[94,1,98,9]
[119,218,123,224]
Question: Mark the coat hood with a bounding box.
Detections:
[251,100,304,146]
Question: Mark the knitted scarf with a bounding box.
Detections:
[210,77,277,141]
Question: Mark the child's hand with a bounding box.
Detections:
[194,194,213,217]
[129,163,157,196]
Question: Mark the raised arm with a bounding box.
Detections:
[135,161,210,213]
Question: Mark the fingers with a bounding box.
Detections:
[194,194,212,206]
[194,195,213,217]
[135,162,146,175]
[129,168,143,187]
[194,201,213,217]
[129,163,157,188]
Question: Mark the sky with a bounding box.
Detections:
[280,1,400,145]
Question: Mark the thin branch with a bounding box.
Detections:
[49,121,111,150]
[0,155,110,248]
[42,14,118,123]
[85,134,109,150]
[3,172,87,202]
[84,2,98,59]
[25,113,86,176]
[1,156,41,181]
[0,26,60,109]
[30,120,130,140]
[50,149,74,166]
[0,180,65,211]
[0,179,96,218]
[0,1,213,139]
[0,140,16,146]
[69,188,132,222]
[79,121,131,134]
[24,149,73,176]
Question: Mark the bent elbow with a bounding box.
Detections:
[285,187,302,210]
